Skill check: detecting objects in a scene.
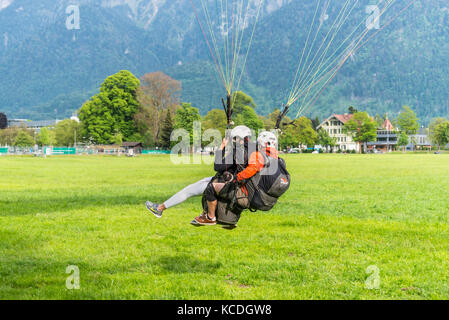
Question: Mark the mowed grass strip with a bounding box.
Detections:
[1,154,449,299]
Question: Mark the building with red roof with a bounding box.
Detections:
[317,114,360,152]
[366,116,399,152]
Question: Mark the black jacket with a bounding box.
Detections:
[214,148,237,174]
[214,142,257,175]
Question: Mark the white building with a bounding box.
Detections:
[407,127,432,151]
[317,114,360,152]
[7,119,60,132]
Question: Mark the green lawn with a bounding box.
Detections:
[1,154,449,300]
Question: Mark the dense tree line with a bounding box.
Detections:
[2,70,448,152]
[0,119,81,148]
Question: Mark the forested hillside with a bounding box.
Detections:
[0,0,448,123]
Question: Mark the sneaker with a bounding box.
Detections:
[190,219,202,227]
[194,212,217,226]
[146,201,162,218]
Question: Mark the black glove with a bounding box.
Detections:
[233,177,246,186]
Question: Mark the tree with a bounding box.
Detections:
[0,112,7,129]
[348,106,358,114]
[0,127,19,146]
[397,131,409,153]
[278,117,317,151]
[206,91,265,133]
[311,116,321,130]
[429,118,448,146]
[174,103,201,145]
[397,106,419,135]
[262,114,276,130]
[264,109,291,131]
[317,128,336,152]
[296,117,317,147]
[230,91,263,132]
[37,127,55,146]
[233,106,264,132]
[159,110,174,149]
[135,72,181,146]
[79,70,141,144]
[55,120,81,147]
[202,109,227,137]
[111,132,124,145]
[433,121,449,151]
[374,114,384,128]
[14,130,35,147]
[343,112,377,153]
[231,91,256,115]
[279,126,298,151]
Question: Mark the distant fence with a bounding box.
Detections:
[51,147,76,155]
[142,150,171,155]
[0,147,173,156]
[0,147,33,155]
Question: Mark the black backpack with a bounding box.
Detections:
[248,157,291,211]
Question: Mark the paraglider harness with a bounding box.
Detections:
[202,144,291,226]
[201,97,291,226]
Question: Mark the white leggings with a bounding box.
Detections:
[163,177,213,209]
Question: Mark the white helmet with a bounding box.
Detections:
[258,131,278,148]
[231,125,252,140]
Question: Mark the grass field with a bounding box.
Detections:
[1,154,449,300]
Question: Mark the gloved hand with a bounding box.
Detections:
[233,176,246,186]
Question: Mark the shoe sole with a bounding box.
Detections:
[196,222,217,226]
[191,220,236,229]
[193,219,216,226]
[190,219,203,227]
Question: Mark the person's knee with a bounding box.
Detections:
[204,183,217,202]
[213,182,225,194]
[201,177,213,183]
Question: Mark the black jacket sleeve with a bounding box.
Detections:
[214,149,235,174]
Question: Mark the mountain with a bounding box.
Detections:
[0,0,448,123]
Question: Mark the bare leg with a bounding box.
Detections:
[207,200,217,219]
[205,182,226,218]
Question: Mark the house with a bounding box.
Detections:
[92,145,123,154]
[7,119,29,127]
[27,120,60,132]
[367,118,399,152]
[317,114,360,152]
[121,142,143,155]
[407,127,432,151]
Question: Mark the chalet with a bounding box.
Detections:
[92,145,123,154]
[121,142,143,155]
[367,118,399,152]
[317,114,359,152]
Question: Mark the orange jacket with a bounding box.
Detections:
[236,147,278,181]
